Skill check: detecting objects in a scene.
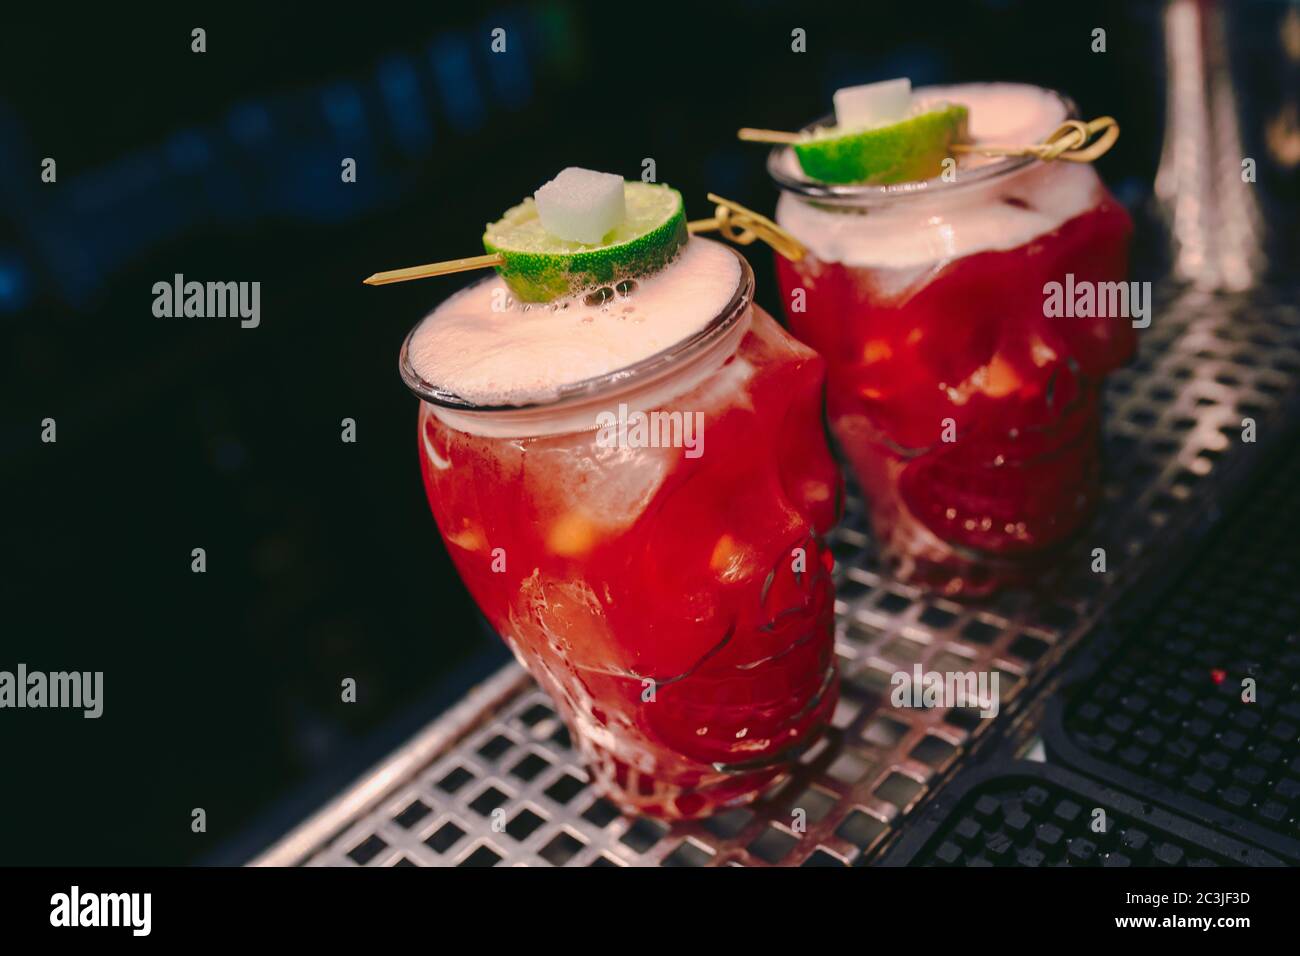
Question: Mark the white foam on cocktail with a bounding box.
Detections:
[534,167,626,244]
[776,83,1106,271]
[407,237,741,408]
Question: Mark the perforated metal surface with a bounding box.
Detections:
[256,284,1300,867]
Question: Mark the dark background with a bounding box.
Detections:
[0,1,1293,865]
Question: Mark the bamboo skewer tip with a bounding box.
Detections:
[363,252,505,286]
[737,127,802,145]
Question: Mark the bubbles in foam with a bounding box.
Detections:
[776,83,1105,270]
[406,238,741,407]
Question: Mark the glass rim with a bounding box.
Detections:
[398,242,756,413]
[766,84,1079,205]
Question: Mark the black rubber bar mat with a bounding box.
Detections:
[1042,429,1300,861]
[878,760,1284,866]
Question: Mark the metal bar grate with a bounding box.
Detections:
[255,283,1300,867]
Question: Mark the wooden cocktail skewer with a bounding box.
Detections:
[689,193,805,261]
[362,194,806,286]
[952,116,1119,163]
[364,252,504,286]
[737,128,801,145]
[738,116,1120,164]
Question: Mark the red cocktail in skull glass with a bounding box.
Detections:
[401,242,841,818]
[772,84,1134,596]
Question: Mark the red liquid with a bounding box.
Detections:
[776,195,1134,595]
[418,307,842,818]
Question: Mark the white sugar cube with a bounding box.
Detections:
[534,167,626,245]
[833,78,912,129]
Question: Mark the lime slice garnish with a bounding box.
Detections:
[483,181,689,302]
[793,104,969,185]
